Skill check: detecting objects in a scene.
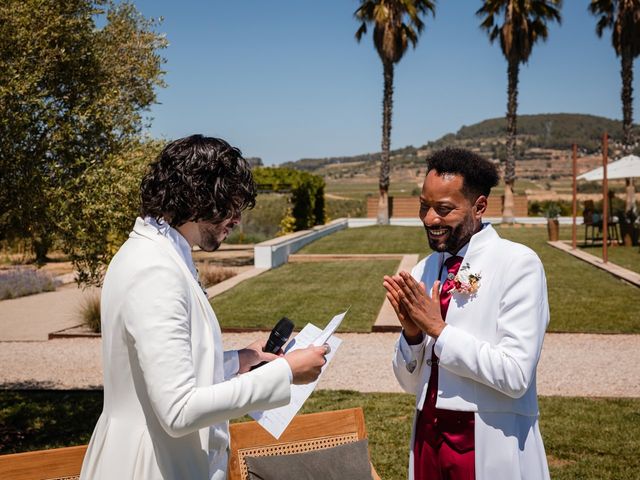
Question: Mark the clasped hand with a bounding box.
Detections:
[383,271,446,341]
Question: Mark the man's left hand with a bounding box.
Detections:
[394,271,446,339]
[238,340,281,374]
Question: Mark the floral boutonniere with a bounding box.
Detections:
[450,262,481,295]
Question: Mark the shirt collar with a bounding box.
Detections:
[143,216,198,281]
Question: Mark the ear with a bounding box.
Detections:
[474,195,488,218]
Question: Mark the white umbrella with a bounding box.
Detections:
[577,154,640,180]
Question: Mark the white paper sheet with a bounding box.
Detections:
[249,311,347,439]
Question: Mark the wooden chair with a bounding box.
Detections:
[583,199,621,245]
[228,407,381,480]
[0,445,86,480]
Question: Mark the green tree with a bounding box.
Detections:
[57,139,163,286]
[589,0,640,213]
[354,0,435,225]
[477,0,562,222]
[0,0,166,274]
[253,167,326,231]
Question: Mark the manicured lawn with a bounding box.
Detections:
[538,396,640,480]
[299,225,429,255]
[495,225,640,333]
[325,181,420,200]
[301,224,640,333]
[211,260,399,332]
[577,243,640,274]
[2,390,638,480]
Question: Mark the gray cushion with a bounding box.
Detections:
[245,439,373,480]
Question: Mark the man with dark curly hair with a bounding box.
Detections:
[80,135,329,480]
[384,148,550,480]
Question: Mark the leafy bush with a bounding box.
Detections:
[529,199,573,217]
[78,292,101,333]
[253,167,325,230]
[545,202,561,219]
[277,207,297,236]
[227,194,289,244]
[0,268,61,300]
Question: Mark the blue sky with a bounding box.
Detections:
[128,1,639,165]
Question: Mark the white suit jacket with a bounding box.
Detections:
[80,218,292,480]
[393,224,551,480]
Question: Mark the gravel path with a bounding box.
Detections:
[1,332,639,397]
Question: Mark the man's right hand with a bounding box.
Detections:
[284,345,329,385]
[383,274,423,344]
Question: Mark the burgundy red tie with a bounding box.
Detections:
[413,255,475,480]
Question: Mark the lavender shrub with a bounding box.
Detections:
[0,268,62,300]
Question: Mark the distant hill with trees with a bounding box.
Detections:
[446,113,630,151]
[282,113,637,173]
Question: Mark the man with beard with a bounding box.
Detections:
[80,135,329,480]
[384,148,550,480]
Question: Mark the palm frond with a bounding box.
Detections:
[353,0,435,64]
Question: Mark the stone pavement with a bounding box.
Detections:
[0,284,99,341]
[2,332,640,397]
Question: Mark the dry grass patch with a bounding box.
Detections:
[198,263,237,288]
[78,292,101,333]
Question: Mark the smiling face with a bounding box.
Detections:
[419,170,486,254]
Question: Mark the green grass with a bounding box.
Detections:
[299,225,429,255]
[578,243,640,274]
[0,390,103,454]
[538,396,640,479]
[325,181,420,200]
[300,224,640,333]
[2,391,638,480]
[494,225,640,333]
[211,260,399,332]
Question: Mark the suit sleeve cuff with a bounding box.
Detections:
[398,331,426,372]
[433,324,451,358]
[223,350,240,379]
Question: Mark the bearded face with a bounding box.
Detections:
[419,171,484,254]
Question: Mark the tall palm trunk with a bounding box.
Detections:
[503,57,519,223]
[378,60,394,225]
[621,49,637,213]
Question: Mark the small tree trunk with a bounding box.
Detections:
[621,50,637,214]
[503,58,519,224]
[621,50,634,150]
[626,178,637,216]
[32,234,51,265]
[378,61,394,225]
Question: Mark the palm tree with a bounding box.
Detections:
[477,0,562,223]
[355,0,435,225]
[589,0,640,214]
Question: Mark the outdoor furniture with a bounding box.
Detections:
[0,444,86,480]
[228,407,381,480]
[583,200,620,245]
[0,408,380,480]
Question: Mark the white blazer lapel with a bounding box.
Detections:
[445,224,498,328]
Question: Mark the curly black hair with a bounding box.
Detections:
[140,135,256,227]
[426,148,499,200]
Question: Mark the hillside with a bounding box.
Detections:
[281,113,636,177]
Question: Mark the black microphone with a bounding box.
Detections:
[251,317,295,370]
[264,317,295,354]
